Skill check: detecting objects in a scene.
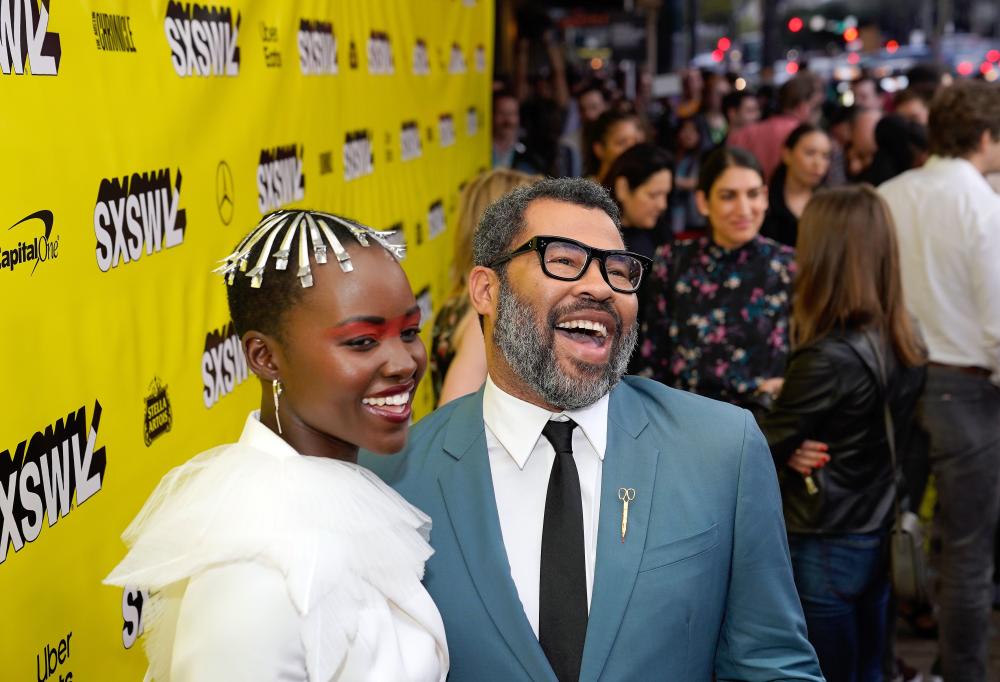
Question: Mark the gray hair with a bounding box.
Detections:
[472,177,621,269]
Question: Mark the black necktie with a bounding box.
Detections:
[539,418,587,682]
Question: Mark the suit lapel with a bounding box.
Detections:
[437,390,556,682]
[580,384,659,682]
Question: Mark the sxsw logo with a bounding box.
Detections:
[298,18,335,75]
[448,42,466,74]
[366,30,392,74]
[0,0,61,75]
[400,121,422,162]
[411,38,429,76]
[202,321,249,408]
[93,169,187,272]
[164,1,240,77]
[257,144,305,214]
[343,130,374,182]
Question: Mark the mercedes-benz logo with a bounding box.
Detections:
[216,160,234,225]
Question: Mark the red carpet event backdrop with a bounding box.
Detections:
[0,0,492,678]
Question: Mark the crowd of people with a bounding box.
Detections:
[474,57,1000,682]
[101,46,1000,682]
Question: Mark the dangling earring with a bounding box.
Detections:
[272,379,284,435]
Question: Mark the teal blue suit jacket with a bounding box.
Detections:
[364,377,822,681]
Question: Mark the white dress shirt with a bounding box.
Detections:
[482,375,609,637]
[879,156,1000,379]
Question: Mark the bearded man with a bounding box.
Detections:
[364,178,821,682]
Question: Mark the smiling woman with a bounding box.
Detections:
[637,147,796,415]
[104,211,448,682]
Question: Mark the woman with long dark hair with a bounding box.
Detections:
[761,123,831,247]
[601,143,674,260]
[760,186,926,682]
[638,147,794,414]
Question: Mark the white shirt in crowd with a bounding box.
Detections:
[879,156,1000,380]
[483,375,608,637]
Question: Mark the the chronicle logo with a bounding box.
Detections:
[3,210,58,275]
[411,38,429,76]
[202,321,249,408]
[1,401,107,565]
[343,130,374,182]
[257,145,305,214]
[143,378,172,447]
[298,19,336,75]
[439,113,456,148]
[121,586,149,649]
[164,1,240,77]
[400,121,422,162]
[93,11,136,53]
[366,30,393,74]
[448,42,466,74]
[1,0,61,75]
[94,168,187,272]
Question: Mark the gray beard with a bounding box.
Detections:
[493,277,637,410]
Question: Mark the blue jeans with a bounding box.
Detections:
[788,533,890,682]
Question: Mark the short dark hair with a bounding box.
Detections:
[473,178,621,269]
[601,143,674,201]
[583,109,641,175]
[226,214,363,340]
[697,146,764,195]
[894,88,930,109]
[778,74,817,113]
[927,81,1000,158]
[783,122,828,150]
[722,89,755,116]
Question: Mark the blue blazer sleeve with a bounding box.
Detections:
[714,412,824,681]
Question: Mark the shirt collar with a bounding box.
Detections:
[925,155,993,188]
[483,375,610,470]
[239,410,300,459]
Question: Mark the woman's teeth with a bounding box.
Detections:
[555,320,608,338]
[362,391,411,407]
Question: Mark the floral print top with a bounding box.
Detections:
[638,235,796,407]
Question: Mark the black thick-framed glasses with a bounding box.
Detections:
[488,235,652,293]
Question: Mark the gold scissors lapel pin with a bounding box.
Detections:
[618,487,635,543]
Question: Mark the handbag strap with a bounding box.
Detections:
[861,328,903,529]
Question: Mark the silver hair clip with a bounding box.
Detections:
[214,210,404,288]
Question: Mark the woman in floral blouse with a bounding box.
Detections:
[638,146,795,413]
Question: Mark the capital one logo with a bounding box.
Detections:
[0,0,62,76]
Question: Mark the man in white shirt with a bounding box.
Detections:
[367,178,821,681]
[879,80,1000,682]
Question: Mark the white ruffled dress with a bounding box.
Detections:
[105,412,448,682]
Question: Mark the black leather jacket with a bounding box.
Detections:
[759,327,926,535]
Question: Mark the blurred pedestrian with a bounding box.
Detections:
[762,123,832,247]
[760,185,927,682]
[879,80,1000,682]
[723,89,761,134]
[602,143,674,260]
[584,109,644,182]
[858,115,929,187]
[728,74,819,181]
[668,116,707,236]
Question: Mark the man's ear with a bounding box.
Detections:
[468,265,500,318]
[695,189,710,217]
[243,332,282,381]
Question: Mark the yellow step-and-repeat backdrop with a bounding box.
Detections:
[0,0,491,678]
